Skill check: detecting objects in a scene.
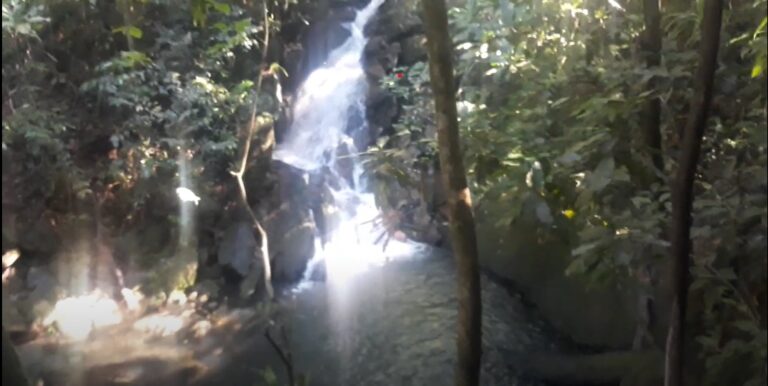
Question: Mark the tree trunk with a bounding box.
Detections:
[665,1,723,385]
[232,1,274,300]
[421,1,482,386]
[2,325,30,386]
[642,0,664,176]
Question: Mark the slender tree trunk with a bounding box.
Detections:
[628,0,665,352]
[3,325,30,386]
[422,1,482,385]
[665,1,723,385]
[232,1,274,300]
[642,0,664,175]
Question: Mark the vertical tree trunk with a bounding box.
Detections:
[630,0,665,352]
[665,1,723,385]
[2,325,30,386]
[642,0,664,175]
[232,1,274,300]
[421,1,482,385]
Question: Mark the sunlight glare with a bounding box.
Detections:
[133,313,185,337]
[44,290,122,341]
[314,193,421,285]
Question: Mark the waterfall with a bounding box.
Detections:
[273,0,385,170]
[273,0,420,285]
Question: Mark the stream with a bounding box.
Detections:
[232,0,569,384]
[198,247,570,386]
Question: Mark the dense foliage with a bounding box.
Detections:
[2,0,288,278]
[372,0,766,384]
[2,0,766,384]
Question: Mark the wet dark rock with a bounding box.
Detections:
[270,221,315,282]
[363,1,422,43]
[17,217,60,260]
[26,266,58,302]
[399,34,427,66]
[300,8,354,77]
[307,259,327,282]
[363,36,400,73]
[261,161,316,283]
[217,222,261,279]
[476,198,642,348]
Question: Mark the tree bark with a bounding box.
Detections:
[665,1,723,385]
[642,0,664,176]
[3,325,30,386]
[421,1,482,385]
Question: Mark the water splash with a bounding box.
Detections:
[274,0,422,287]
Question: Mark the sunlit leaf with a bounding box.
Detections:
[113,25,143,39]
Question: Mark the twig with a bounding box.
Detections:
[265,325,295,386]
[704,265,761,324]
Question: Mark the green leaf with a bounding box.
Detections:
[754,16,767,39]
[234,19,251,34]
[572,241,600,256]
[731,320,759,334]
[191,0,208,27]
[751,53,766,78]
[210,1,231,14]
[585,157,615,193]
[113,25,143,39]
[260,367,277,385]
[120,51,151,67]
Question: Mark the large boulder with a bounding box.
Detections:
[271,221,315,282]
[364,0,422,43]
[217,222,260,278]
[261,162,317,283]
[399,34,427,66]
[475,198,642,349]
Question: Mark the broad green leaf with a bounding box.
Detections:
[210,1,231,15]
[585,157,615,193]
[572,241,600,256]
[751,53,766,78]
[113,25,143,39]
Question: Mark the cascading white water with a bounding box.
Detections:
[273,0,384,170]
[274,0,421,285]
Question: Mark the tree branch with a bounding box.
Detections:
[265,325,295,386]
